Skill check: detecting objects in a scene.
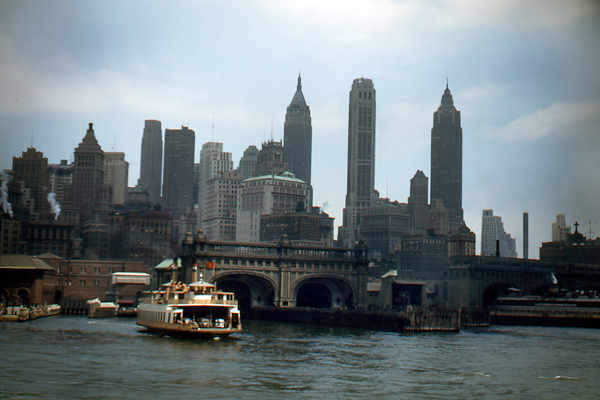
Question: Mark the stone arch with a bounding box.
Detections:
[0,287,9,306]
[16,288,30,306]
[482,282,520,306]
[293,274,356,309]
[211,271,277,315]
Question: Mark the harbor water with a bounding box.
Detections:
[1,316,599,399]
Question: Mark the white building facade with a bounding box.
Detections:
[481,209,517,257]
[236,172,310,243]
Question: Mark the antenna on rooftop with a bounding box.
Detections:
[31,129,34,148]
[271,117,274,141]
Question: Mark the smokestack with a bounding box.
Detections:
[523,212,529,260]
[496,239,500,257]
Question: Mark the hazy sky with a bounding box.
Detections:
[1,0,599,257]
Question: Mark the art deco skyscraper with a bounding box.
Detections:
[162,126,195,217]
[71,123,107,224]
[284,74,312,187]
[341,78,378,248]
[138,120,163,205]
[430,84,463,232]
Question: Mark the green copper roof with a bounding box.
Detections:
[244,171,306,184]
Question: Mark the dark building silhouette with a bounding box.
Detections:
[284,74,312,188]
[162,126,195,217]
[408,170,428,235]
[540,223,600,265]
[138,120,163,206]
[431,84,463,232]
[11,148,52,221]
[360,200,410,262]
[253,140,289,177]
[260,202,333,246]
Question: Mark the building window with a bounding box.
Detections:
[80,267,86,273]
[94,268,101,274]
[94,280,100,286]
[79,280,86,286]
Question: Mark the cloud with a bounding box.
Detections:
[459,81,508,102]
[484,101,600,141]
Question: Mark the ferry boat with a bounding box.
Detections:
[136,278,242,338]
[489,293,600,328]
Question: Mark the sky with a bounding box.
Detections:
[1,0,599,258]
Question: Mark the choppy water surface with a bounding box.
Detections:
[1,316,599,399]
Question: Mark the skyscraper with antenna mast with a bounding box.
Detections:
[430,82,463,233]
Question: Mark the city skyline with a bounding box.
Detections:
[1,1,599,257]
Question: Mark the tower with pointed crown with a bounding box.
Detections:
[283,74,312,190]
[430,84,463,233]
[70,123,108,224]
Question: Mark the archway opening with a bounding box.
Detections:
[54,290,63,305]
[482,288,499,307]
[216,280,253,317]
[296,282,332,308]
[17,289,30,306]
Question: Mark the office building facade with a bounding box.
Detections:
[341,78,378,248]
[162,126,195,217]
[138,120,163,205]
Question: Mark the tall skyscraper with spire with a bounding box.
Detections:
[283,74,312,188]
[430,83,463,232]
[138,120,163,205]
[340,78,378,248]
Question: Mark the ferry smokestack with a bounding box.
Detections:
[523,212,529,260]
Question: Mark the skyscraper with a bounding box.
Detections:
[408,170,428,234]
[138,120,163,205]
[237,145,259,180]
[481,209,517,257]
[104,152,129,206]
[197,142,233,230]
[284,74,312,187]
[11,147,51,221]
[341,78,378,248]
[430,84,463,233]
[70,123,108,224]
[253,140,289,177]
[162,126,195,217]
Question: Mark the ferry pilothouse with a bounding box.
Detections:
[136,270,242,338]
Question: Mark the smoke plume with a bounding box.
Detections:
[47,192,61,220]
[1,179,13,218]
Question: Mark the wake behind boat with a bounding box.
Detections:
[136,277,242,338]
